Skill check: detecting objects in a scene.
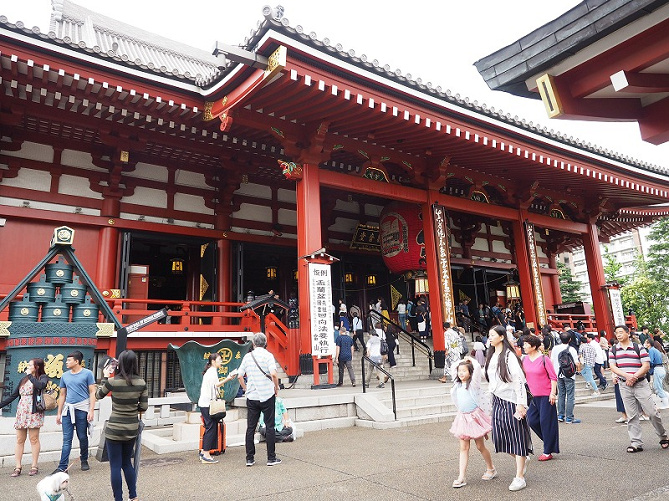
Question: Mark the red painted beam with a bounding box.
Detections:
[610,70,669,93]
[638,95,669,145]
[563,19,669,98]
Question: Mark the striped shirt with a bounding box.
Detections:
[238,347,277,402]
[610,343,649,375]
[96,376,148,442]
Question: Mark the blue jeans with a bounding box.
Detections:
[398,314,407,331]
[581,365,599,392]
[106,438,137,501]
[653,367,668,399]
[557,377,575,420]
[57,408,89,471]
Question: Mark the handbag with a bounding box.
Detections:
[209,383,226,421]
[35,387,57,413]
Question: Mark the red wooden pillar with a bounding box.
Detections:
[511,216,538,328]
[215,214,231,326]
[582,223,614,335]
[296,163,322,372]
[421,197,445,357]
[548,253,563,306]
[96,198,120,291]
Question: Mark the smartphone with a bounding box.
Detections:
[103,357,118,373]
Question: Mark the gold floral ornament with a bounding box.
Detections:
[17,360,29,374]
[45,354,65,378]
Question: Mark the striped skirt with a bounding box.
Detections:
[491,394,533,456]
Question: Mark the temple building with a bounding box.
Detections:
[1,1,668,397]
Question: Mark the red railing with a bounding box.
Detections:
[0,294,300,375]
[547,313,638,333]
[107,298,258,332]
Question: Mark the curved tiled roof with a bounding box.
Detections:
[1,2,667,178]
[1,0,222,84]
[220,6,668,178]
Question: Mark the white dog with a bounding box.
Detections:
[36,471,69,501]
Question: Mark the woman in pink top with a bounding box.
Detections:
[522,334,559,461]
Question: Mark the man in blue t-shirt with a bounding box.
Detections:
[335,329,356,387]
[53,350,96,473]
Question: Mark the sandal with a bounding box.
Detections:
[29,467,39,476]
[626,445,643,453]
[452,478,467,488]
[482,468,497,480]
[10,467,21,477]
[660,439,669,450]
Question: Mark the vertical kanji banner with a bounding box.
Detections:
[524,221,548,327]
[308,262,335,356]
[432,204,457,325]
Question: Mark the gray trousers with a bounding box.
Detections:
[619,379,667,448]
[337,359,355,384]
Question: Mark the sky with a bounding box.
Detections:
[2,0,668,168]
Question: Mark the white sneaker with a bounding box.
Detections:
[592,391,601,397]
[509,477,527,491]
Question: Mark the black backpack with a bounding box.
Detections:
[558,347,576,378]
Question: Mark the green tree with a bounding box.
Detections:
[647,217,669,290]
[557,261,584,303]
[620,254,668,331]
[603,244,627,286]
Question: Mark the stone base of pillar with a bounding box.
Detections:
[434,350,445,369]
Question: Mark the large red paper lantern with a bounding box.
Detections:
[379,203,426,274]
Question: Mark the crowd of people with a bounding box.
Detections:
[445,321,669,492]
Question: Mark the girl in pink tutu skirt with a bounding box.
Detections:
[449,358,496,488]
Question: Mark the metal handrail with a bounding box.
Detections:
[360,354,396,420]
[372,310,433,373]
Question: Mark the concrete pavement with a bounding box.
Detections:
[3,400,669,500]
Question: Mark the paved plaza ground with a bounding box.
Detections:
[3,400,669,500]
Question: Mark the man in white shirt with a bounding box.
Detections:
[588,333,608,390]
[550,332,582,423]
[238,333,281,467]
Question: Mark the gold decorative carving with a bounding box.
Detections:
[120,150,129,163]
[265,46,287,79]
[203,101,214,121]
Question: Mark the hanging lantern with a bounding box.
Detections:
[344,272,354,284]
[505,278,521,300]
[366,274,377,286]
[171,258,184,275]
[293,269,298,281]
[415,276,429,294]
[379,202,426,274]
[266,266,278,280]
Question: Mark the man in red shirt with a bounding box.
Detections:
[609,325,669,453]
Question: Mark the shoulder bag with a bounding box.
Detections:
[209,381,226,421]
[35,386,57,413]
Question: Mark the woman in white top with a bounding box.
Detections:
[198,353,235,463]
[484,325,532,492]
